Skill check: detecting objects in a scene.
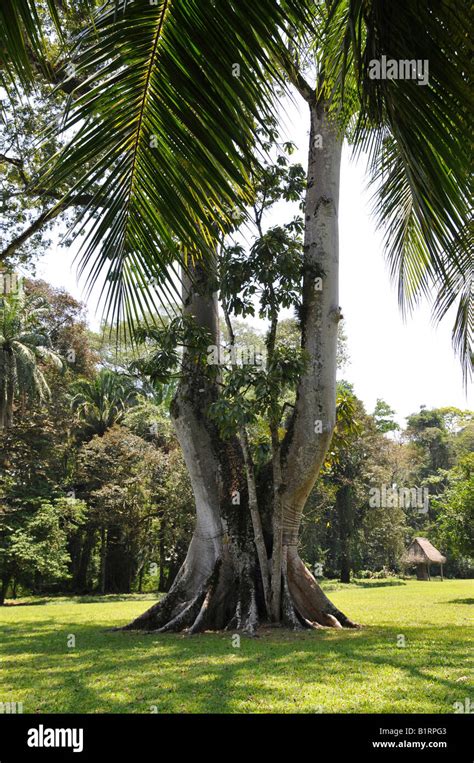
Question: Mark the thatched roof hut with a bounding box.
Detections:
[403,537,446,580]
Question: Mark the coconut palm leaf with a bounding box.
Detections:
[368,136,472,378]
[324,0,472,375]
[0,0,59,85]
[0,0,99,86]
[33,0,312,330]
[2,0,469,374]
[431,224,473,376]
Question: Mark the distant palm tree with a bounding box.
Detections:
[0,0,470,631]
[71,368,138,438]
[0,293,63,428]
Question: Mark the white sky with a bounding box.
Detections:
[34,91,472,426]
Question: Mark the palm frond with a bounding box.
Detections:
[325,0,472,376]
[431,224,473,379]
[0,0,98,86]
[0,0,56,85]
[35,0,312,332]
[70,367,138,435]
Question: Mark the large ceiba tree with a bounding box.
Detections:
[0,0,471,631]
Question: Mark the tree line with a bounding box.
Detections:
[1,277,471,604]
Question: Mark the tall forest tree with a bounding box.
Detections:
[0,1,471,631]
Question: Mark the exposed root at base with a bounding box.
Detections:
[119,551,360,634]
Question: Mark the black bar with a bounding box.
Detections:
[0,713,471,761]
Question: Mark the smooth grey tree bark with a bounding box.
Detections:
[277,101,356,627]
[124,264,261,634]
[123,99,358,633]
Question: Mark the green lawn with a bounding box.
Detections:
[0,579,472,714]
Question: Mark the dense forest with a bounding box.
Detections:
[1,275,472,604]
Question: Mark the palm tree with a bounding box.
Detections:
[71,368,138,439]
[0,293,63,428]
[0,0,470,631]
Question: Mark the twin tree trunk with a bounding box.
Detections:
[124,103,357,634]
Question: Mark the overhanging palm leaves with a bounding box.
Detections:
[324,0,472,376]
[0,0,470,373]
[0,0,61,85]
[0,0,97,86]
[32,0,313,328]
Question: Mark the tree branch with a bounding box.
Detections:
[0,153,29,186]
[279,50,315,104]
[1,208,55,261]
[0,194,94,261]
[287,64,315,104]
[0,154,23,168]
[27,47,91,97]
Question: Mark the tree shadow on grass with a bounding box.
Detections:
[75,594,161,605]
[322,580,407,592]
[352,580,407,589]
[1,599,50,607]
[1,594,161,608]
[445,598,474,605]
[0,615,468,714]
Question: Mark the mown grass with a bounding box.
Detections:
[0,580,472,713]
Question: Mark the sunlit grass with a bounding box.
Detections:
[0,580,472,713]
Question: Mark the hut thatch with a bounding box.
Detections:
[403,537,446,580]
